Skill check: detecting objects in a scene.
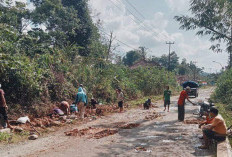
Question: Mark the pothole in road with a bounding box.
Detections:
[134,146,152,153]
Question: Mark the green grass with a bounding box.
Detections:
[215,103,232,146]
[127,95,163,108]
[0,131,30,144]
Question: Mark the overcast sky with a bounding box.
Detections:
[88,0,228,73]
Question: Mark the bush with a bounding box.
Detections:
[213,69,232,106]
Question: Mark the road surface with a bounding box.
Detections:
[0,87,215,157]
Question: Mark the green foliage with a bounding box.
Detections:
[0,0,180,118]
[174,0,232,67]
[213,69,232,106]
[151,52,179,71]
[122,50,142,66]
[0,132,11,142]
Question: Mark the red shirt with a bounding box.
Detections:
[178,90,188,106]
[206,116,214,124]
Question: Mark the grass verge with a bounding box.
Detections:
[215,103,232,146]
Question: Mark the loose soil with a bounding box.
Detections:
[0,88,216,157]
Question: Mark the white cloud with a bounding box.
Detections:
[89,0,173,53]
[89,0,228,73]
[165,0,190,12]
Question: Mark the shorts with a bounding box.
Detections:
[203,129,226,142]
[0,107,8,120]
[91,104,96,109]
[118,101,123,108]
[164,100,170,107]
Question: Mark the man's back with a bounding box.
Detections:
[212,115,227,135]
[178,90,188,106]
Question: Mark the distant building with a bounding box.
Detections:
[130,59,161,70]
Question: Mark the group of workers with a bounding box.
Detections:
[50,85,125,120]
[0,82,228,150]
[166,86,227,149]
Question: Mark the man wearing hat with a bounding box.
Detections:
[177,86,196,121]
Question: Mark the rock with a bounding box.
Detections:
[28,134,38,140]
[66,119,73,124]
[17,116,30,124]
[59,116,67,121]
[14,127,23,133]
[69,115,76,120]
[0,128,11,133]
[50,121,61,126]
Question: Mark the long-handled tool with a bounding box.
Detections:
[27,121,40,135]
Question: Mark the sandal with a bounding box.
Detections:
[198,145,209,149]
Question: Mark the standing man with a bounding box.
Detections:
[116,88,124,113]
[163,86,171,112]
[0,84,12,129]
[79,84,87,94]
[177,86,196,121]
[74,87,88,120]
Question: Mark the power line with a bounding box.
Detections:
[122,0,170,41]
[100,29,137,50]
[109,0,167,42]
[124,0,145,19]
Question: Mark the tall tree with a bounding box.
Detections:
[31,0,80,48]
[175,0,232,68]
[154,52,179,71]
[61,0,100,56]
[122,50,142,66]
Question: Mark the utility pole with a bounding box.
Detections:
[166,41,174,71]
[192,61,197,81]
[230,24,232,69]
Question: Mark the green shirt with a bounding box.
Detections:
[164,90,171,101]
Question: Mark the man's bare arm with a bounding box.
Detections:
[0,91,7,107]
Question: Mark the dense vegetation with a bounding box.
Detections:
[213,69,232,110]
[0,0,179,117]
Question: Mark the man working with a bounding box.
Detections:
[74,87,88,120]
[59,101,70,115]
[199,108,227,149]
[0,84,12,129]
[116,88,124,113]
[163,86,171,112]
[199,111,214,129]
[177,86,196,121]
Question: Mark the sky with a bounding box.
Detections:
[12,0,228,73]
[88,0,228,73]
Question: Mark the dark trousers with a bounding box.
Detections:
[178,105,185,121]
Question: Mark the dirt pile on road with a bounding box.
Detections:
[119,123,140,129]
[93,129,118,139]
[145,112,162,121]
[64,127,118,139]
[184,119,204,124]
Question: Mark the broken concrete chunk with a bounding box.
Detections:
[14,127,24,133]
[50,121,61,126]
[28,134,38,140]
[17,116,30,124]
